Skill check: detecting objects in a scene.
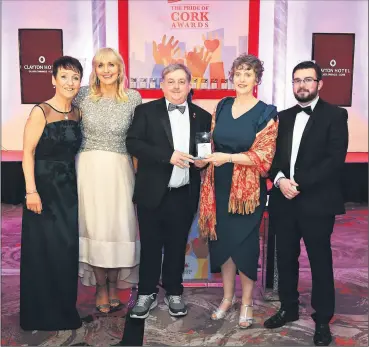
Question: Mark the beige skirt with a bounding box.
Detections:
[76,150,140,289]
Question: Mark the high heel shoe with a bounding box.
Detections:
[211,296,236,320]
[95,283,111,314]
[107,279,123,309]
[238,301,254,329]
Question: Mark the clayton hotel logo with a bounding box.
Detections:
[22,55,52,74]
[321,59,351,77]
[168,0,210,29]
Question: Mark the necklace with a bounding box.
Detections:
[47,102,71,120]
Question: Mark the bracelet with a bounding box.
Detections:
[26,190,38,195]
[228,154,233,163]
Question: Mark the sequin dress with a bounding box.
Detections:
[73,86,142,288]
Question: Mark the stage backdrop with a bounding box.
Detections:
[18,29,63,104]
[126,0,252,281]
[183,214,210,281]
[2,0,368,151]
[312,33,355,107]
[128,0,250,91]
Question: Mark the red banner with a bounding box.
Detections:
[19,29,63,104]
[312,33,355,107]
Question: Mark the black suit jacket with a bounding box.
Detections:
[126,97,212,212]
[269,98,349,216]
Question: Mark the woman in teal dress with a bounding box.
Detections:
[199,54,278,328]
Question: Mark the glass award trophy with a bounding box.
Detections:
[194,132,212,159]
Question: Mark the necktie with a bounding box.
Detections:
[168,103,186,114]
[296,105,313,115]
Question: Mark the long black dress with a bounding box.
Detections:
[20,103,82,331]
[209,98,277,281]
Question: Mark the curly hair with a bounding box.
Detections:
[89,47,128,102]
[229,53,264,85]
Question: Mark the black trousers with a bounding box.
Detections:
[273,211,335,324]
[136,185,195,296]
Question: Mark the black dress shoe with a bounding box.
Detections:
[314,323,332,346]
[263,309,299,329]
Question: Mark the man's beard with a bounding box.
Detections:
[294,87,318,103]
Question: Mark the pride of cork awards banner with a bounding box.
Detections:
[128,0,250,91]
[312,33,355,107]
[19,29,63,104]
[183,214,210,281]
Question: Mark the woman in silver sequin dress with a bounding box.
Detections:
[74,48,141,313]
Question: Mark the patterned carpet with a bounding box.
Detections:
[1,203,368,346]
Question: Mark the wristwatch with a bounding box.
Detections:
[275,177,284,188]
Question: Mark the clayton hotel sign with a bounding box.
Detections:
[19,29,63,104]
[312,33,355,107]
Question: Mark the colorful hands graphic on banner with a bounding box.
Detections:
[151,33,226,89]
[183,215,210,280]
[186,47,212,82]
[203,32,221,61]
[152,35,180,66]
[203,32,225,88]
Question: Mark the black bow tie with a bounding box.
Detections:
[168,103,186,114]
[296,105,313,115]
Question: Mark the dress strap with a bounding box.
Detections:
[257,104,278,131]
[71,105,82,121]
[211,97,234,131]
[34,104,47,124]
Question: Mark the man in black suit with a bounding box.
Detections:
[126,63,211,319]
[264,61,349,346]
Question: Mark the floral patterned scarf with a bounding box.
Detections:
[198,104,279,241]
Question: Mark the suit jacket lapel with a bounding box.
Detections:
[157,98,174,149]
[298,98,323,156]
[188,102,196,155]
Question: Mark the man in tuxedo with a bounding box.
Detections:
[264,61,348,346]
[126,63,211,319]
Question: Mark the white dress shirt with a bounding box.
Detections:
[274,96,319,186]
[166,99,190,188]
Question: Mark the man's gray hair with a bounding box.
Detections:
[161,63,192,82]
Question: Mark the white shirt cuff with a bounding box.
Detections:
[274,171,286,187]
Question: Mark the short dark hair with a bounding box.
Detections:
[292,61,322,81]
[229,54,264,84]
[52,56,83,79]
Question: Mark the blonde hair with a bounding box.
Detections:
[89,47,129,102]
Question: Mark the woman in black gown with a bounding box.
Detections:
[200,54,278,328]
[20,56,83,331]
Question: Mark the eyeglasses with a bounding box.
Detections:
[292,77,319,85]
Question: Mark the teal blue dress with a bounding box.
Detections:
[209,97,277,281]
